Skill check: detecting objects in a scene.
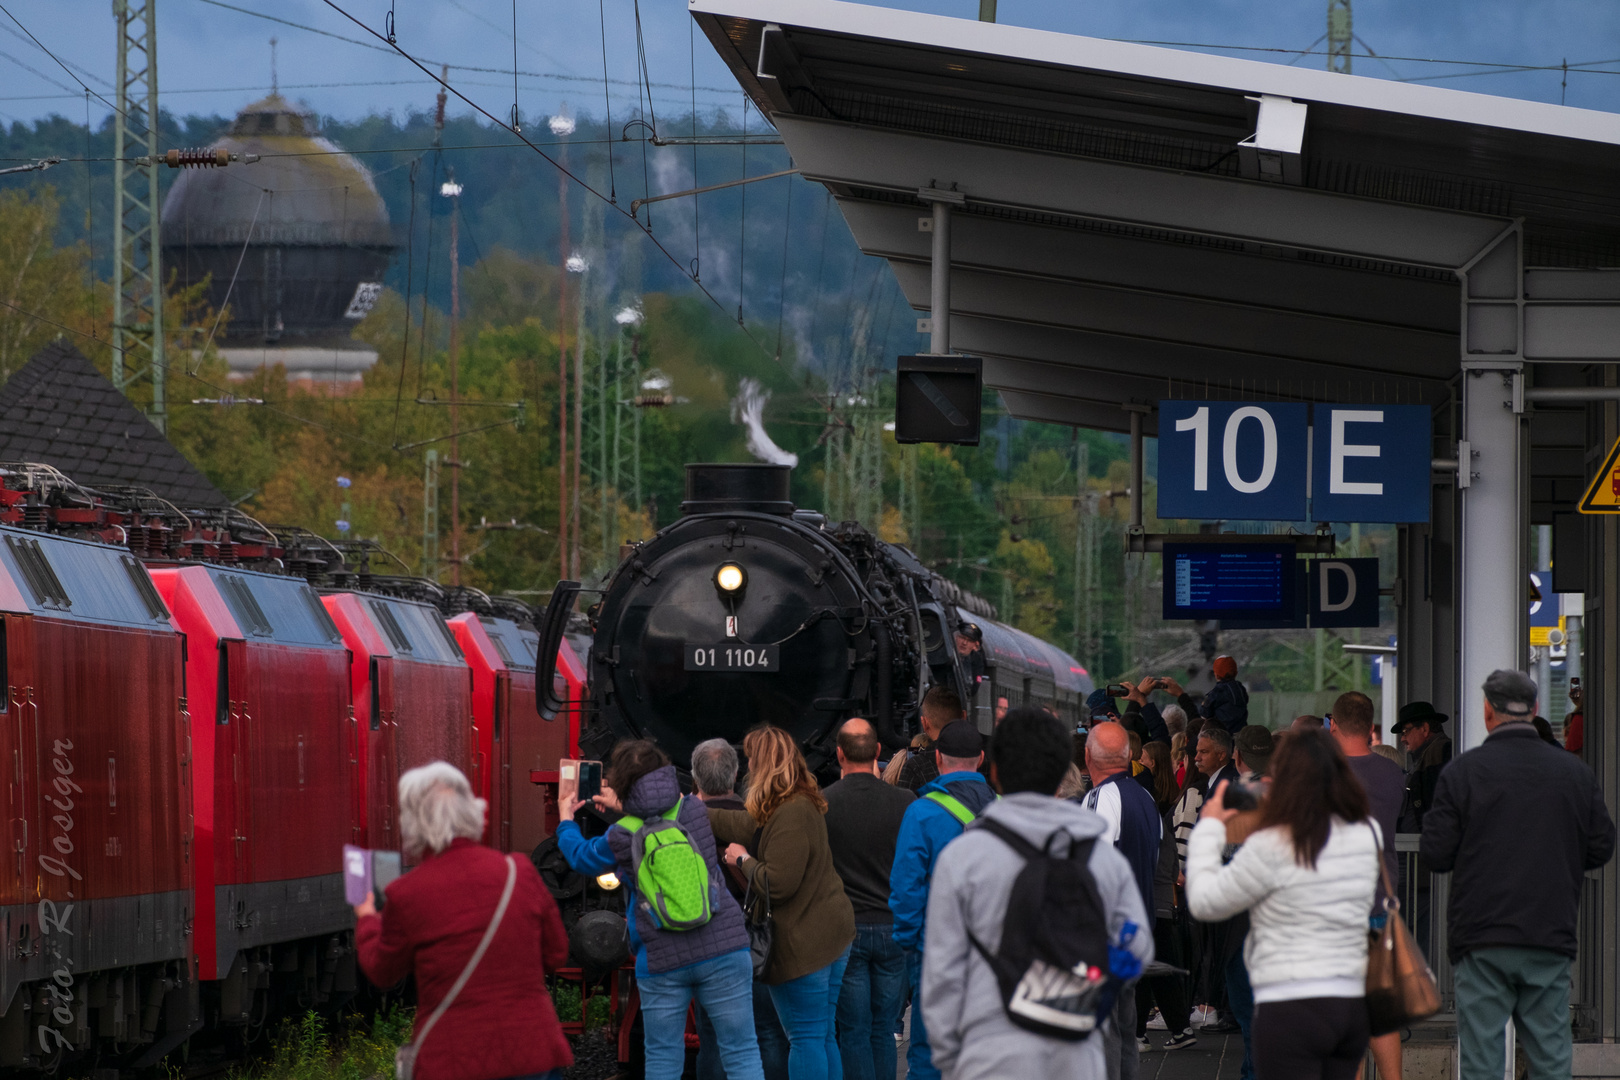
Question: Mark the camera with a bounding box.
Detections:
[1222,778,1264,812]
[1105,684,1132,699]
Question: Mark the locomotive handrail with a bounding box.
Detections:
[536,581,581,721]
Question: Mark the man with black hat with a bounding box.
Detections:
[1392,701,1453,833]
[890,720,997,1080]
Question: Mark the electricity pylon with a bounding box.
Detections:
[112,0,165,431]
[1327,0,1352,74]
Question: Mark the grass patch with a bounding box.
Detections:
[219,1007,415,1080]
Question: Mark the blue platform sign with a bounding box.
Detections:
[1158,401,1309,521]
[1309,405,1431,523]
[1308,558,1381,628]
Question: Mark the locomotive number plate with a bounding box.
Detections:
[684,644,780,672]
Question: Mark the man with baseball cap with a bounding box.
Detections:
[1422,671,1615,1080]
[1391,700,1452,833]
[890,720,997,1080]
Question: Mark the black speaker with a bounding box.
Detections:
[894,355,982,445]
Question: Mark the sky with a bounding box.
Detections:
[4,0,1620,134]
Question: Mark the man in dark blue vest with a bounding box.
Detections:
[1080,721,1160,1080]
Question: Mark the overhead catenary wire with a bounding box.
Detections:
[597,0,616,202]
[309,0,777,362]
[193,0,739,94]
[0,2,145,135]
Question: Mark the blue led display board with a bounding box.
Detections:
[1157,402,1309,521]
[1162,543,1298,622]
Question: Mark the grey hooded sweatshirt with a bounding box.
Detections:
[921,792,1153,1080]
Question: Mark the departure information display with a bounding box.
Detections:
[1162,543,1297,622]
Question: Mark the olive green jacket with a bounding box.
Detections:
[709,795,855,984]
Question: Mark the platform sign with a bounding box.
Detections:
[1157,402,1309,520]
[1529,572,1563,646]
[1308,558,1381,628]
[1577,436,1620,514]
[1309,405,1432,523]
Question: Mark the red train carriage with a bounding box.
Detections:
[148,566,357,1015]
[322,592,473,858]
[0,525,193,1065]
[448,606,580,856]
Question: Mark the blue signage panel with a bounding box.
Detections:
[1162,543,1298,623]
[1158,401,1309,521]
[1307,558,1381,628]
[1309,405,1431,523]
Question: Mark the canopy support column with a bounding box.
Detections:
[1456,225,1529,752]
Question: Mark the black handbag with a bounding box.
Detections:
[741,864,774,978]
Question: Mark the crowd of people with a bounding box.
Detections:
[347,660,1613,1080]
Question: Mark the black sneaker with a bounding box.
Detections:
[1202,1017,1241,1034]
[1164,1030,1199,1050]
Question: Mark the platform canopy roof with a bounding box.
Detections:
[693,0,1620,434]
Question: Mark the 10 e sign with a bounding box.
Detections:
[1157,401,1431,523]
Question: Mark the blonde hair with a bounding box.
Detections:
[883,731,929,785]
[1170,731,1188,765]
[398,761,486,857]
[743,726,826,822]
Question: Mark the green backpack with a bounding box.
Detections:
[615,797,715,932]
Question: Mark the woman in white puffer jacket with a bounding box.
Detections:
[1185,728,1381,1080]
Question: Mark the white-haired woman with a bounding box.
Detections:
[354,761,572,1080]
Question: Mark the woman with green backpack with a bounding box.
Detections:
[557,740,763,1080]
[709,726,857,1080]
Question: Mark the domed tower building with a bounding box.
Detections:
[161,94,396,393]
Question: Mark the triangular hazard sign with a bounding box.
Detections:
[1578,436,1620,514]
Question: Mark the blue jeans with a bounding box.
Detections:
[1225,946,1255,1080]
[639,949,764,1080]
[769,946,852,1080]
[697,979,788,1080]
[836,924,907,1080]
[905,948,939,1080]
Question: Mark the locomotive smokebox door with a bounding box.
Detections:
[895,355,982,445]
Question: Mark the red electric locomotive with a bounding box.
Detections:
[0,465,594,1067]
[0,517,194,1065]
[444,592,580,856]
[147,564,357,1013]
[321,589,474,858]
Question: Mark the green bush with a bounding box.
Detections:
[196,1006,415,1080]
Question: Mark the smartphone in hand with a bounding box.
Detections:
[560,758,604,813]
[578,761,603,803]
[345,844,404,908]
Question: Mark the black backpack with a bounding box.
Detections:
[966,818,1121,1040]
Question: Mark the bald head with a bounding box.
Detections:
[836,717,879,775]
[1085,721,1131,783]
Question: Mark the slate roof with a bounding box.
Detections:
[0,339,229,508]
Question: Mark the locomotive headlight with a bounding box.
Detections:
[596,872,622,891]
[715,563,746,594]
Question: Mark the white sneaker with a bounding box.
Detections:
[1136,1036,1151,1052]
[1145,1008,1168,1030]
[1191,1004,1215,1026]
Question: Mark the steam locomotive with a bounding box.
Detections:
[537,463,1093,770]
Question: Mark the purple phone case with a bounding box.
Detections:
[343,844,372,906]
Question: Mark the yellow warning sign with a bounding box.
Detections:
[1578,437,1620,515]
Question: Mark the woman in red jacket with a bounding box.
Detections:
[354,761,572,1080]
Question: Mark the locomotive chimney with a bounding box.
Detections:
[681,463,795,516]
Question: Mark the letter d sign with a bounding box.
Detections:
[1308,557,1379,627]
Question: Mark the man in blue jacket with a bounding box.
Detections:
[890,719,997,1080]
